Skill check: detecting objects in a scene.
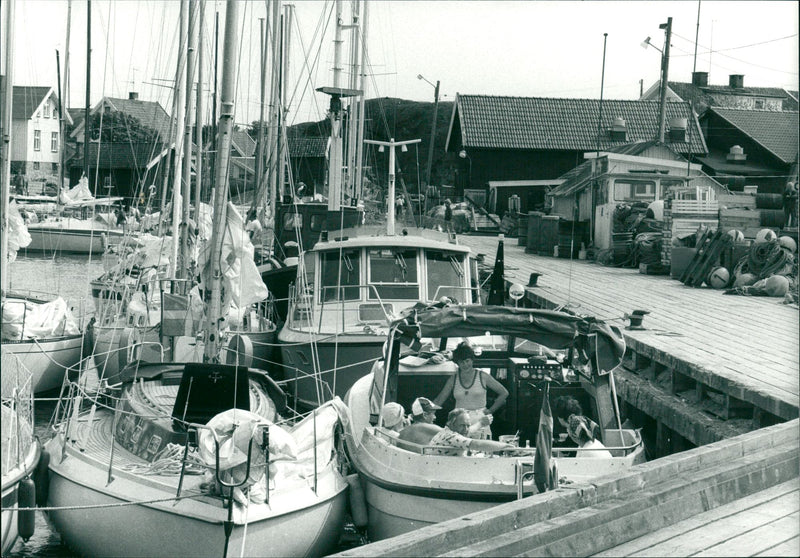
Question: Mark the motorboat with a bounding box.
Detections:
[43,360,349,557]
[278,225,477,409]
[343,303,646,541]
[1,352,41,554]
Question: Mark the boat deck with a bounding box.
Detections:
[594,477,800,557]
[466,235,799,440]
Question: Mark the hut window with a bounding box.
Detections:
[613,180,656,202]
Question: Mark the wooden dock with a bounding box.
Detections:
[333,421,799,557]
[467,234,799,447]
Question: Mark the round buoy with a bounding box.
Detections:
[765,275,790,297]
[346,473,369,529]
[734,273,757,288]
[707,267,730,289]
[778,236,797,253]
[754,229,777,244]
[18,477,36,541]
[726,229,744,243]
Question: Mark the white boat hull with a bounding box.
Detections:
[1,439,40,554]
[26,227,125,254]
[44,427,349,558]
[1,335,84,393]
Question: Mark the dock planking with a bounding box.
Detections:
[467,235,799,425]
[594,478,800,557]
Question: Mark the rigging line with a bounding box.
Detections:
[672,30,798,55]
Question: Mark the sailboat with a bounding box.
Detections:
[1,0,85,395]
[1,352,41,554]
[344,303,646,540]
[41,4,349,556]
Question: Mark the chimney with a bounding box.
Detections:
[728,75,744,89]
[726,145,747,163]
[692,71,708,87]
[609,117,627,141]
[669,117,687,142]
[129,91,139,100]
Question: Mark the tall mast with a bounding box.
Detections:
[1,0,16,293]
[253,16,267,214]
[56,51,65,193]
[62,0,72,189]
[355,0,369,200]
[83,0,91,183]
[266,0,281,206]
[345,1,361,201]
[169,0,188,278]
[179,0,198,279]
[203,0,241,363]
[277,3,293,204]
[194,0,205,218]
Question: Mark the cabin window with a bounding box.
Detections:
[51,132,59,152]
[427,251,466,302]
[44,104,50,118]
[613,180,656,202]
[34,130,41,151]
[309,214,325,232]
[283,212,302,230]
[320,249,361,302]
[368,248,419,300]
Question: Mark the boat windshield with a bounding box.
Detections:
[368,248,419,300]
[426,251,465,302]
[320,249,361,302]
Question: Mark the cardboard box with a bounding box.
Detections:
[670,247,697,279]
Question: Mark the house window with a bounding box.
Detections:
[51,132,59,152]
[52,163,58,172]
[34,130,41,151]
[754,99,765,109]
[44,104,50,118]
[613,180,656,202]
[33,162,40,170]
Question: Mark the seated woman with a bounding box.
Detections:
[433,342,508,439]
[428,409,515,456]
[380,402,408,438]
[567,415,612,459]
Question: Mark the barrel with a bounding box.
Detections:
[525,212,542,254]
[755,193,784,210]
[760,209,786,228]
[539,216,560,256]
[517,214,529,246]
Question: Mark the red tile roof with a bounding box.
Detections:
[288,137,327,158]
[708,107,799,165]
[451,95,707,156]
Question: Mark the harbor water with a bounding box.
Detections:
[4,253,366,557]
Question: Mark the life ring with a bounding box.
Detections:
[225,333,254,368]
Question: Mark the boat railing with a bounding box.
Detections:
[430,284,481,302]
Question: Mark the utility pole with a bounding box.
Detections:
[658,17,672,144]
[425,80,440,190]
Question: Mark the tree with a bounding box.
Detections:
[88,111,161,144]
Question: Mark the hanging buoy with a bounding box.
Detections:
[346,473,369,529]
[18,477,36,541]
[34,449,51,507]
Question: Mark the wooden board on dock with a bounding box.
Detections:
[464,235,799,423]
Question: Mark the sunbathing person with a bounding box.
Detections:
[428,409,515,456]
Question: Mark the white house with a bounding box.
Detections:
[8,84,71,191]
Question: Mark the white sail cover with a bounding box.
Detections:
[59,176,95,205]
[5,202,32,263]
[2,296,81,340]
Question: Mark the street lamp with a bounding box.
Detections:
[458,149,472,194]
[417,74,440,198]
[641,17,672,143]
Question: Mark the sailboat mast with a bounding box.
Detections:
[266,0,281,206]
[194,0,204,218]
[203,0,241,363]
[169,0,188,278]
[355,0,368,201]
[179,0,198,280]
[277,4,293,202]
[83,0,91,183]
[1,0,16,293]
[253,16,267,212]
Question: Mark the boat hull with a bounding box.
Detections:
[1,335,83,393]
[278,327,382,408]
[1,442,40,555]
[25,227,125,254]
[44,430,349,558]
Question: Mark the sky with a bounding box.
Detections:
[4,0,799,129]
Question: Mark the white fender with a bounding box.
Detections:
[118,327,142,371]
[225,333,254,368]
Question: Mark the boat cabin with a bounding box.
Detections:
[286,227,477,336]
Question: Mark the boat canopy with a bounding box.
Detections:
[393,304,624,364]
